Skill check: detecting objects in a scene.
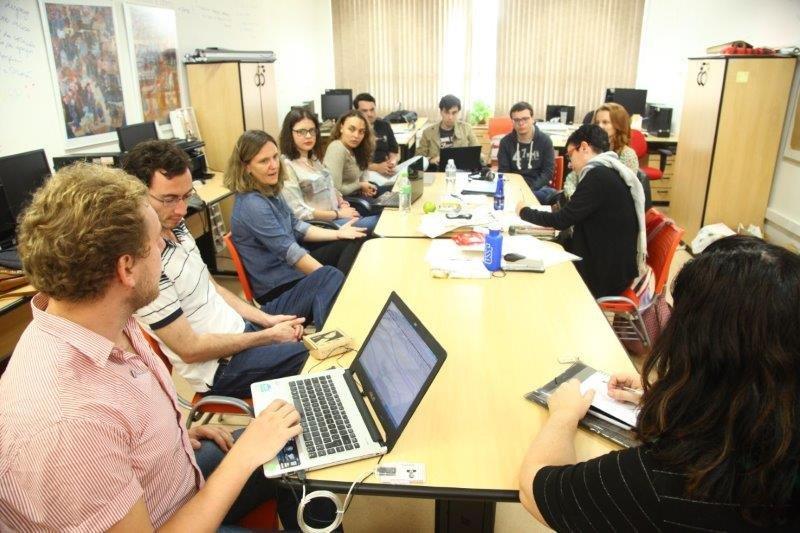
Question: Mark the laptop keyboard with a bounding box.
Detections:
[375,191,398,207]
[290,375,360,459]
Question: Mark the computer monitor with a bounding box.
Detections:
[117,121,158,152]
[604,88,648,116]
[321,93,352,121]
[545,105,575,124]
[0,149,51,240]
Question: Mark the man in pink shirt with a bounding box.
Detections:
[0,164,312,530]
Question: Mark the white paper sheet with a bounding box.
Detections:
[580,372,640,428]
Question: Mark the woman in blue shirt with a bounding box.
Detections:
[225,130,367,327]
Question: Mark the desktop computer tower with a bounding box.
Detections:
[642,104,673,137]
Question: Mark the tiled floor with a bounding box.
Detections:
[181,246,694,532]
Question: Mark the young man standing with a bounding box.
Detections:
[417,94,479,169]
[123,140,326,399]
[354,92,400,176]
[497,101,556,203]
[0,164,305,530]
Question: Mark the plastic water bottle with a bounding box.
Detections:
[493,173,505,211]
[445,159,457,196]
[398,170,412,213]
[483,225,503,272]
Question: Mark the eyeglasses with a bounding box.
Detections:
[149,188,197,208]
[292,128,317,138]
[511,116,531,125]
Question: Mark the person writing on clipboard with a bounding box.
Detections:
[518,235,800,532]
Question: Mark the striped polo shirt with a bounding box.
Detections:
[0,294,202,531]
[135,221,245,392]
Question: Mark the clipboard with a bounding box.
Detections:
[525,362,639,448]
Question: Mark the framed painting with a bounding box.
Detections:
[123,4,181,125]
[39,0,130,148]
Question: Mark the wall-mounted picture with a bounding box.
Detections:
[124,4,181,124]
[39,1,128,146]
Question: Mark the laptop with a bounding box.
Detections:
[374,175,424,207]
[250,292,447,477]
[440,146,482,171]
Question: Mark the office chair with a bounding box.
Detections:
[141,327,255,427]
[630,130,672,181]
[596,213,684,352]
[488,117,514,167]
[223,232,255,304]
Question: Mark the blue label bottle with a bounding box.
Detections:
[483,226,503,272]
[493,174,505,211]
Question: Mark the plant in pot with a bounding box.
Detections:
[468,101,490,125]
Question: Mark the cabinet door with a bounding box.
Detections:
[670,59,725,243]
[186,63,245,172]
[239,63,264,130]
[704,58,795,232]
[259,63,280,136]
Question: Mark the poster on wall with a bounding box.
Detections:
[39,0,128,147]
[123,4,181,125]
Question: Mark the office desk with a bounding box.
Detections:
[187,171,234,275]
[300,238,634,530]
[374,172,537,238]
[548,130,679,150]
[0,284,36,373]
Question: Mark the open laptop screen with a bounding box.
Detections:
[353,293,446,446]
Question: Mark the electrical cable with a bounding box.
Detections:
[295,469,374,533]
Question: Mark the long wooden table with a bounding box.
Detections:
[375,172,537,238]
[299,238,634,528]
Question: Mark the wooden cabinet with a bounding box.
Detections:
[671,57,796,245]
[186,62,279,171]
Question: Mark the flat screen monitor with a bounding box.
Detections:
[321,93,352,121]
[0,149,51,237]
[117,121,158,152]
[604,88,648,116]
[545,105,575,124]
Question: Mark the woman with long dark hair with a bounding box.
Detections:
[519,235,800,530]
[323,110,379,198]
[278,108,377,231]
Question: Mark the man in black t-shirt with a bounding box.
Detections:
[354,92,399,177]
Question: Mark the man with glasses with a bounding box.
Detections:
[122,140,309,399]
[353,92,399,177]
[497,101,556,203]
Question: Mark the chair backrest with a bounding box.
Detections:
[551,156,564,190]
[223,232,255,303]
[487,117,513,139]
[645,207,666,237]
[646,218,685,296]
[629,129,647,159]
[139,326,173,373]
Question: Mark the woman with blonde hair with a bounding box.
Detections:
[225,130,366,327]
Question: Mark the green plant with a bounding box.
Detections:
[468,101,491,125]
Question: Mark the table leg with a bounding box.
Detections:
[435,499,495,532]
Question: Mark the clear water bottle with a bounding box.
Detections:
[493,173,505,211]
[445,159,457,196]
[398,170,412,213]
[483,224,503,272]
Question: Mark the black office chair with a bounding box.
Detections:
[343,196,377,217]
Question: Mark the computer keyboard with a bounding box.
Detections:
[290,375,360,459]
[375,191,399,207]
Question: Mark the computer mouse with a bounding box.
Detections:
[504,253,526,262]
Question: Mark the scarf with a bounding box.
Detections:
[577,151,647,275]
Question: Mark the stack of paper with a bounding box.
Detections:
[501,235,580,269]
[579,372,640,429]
[425,240,490,278]
[417,206,498,238]
[367,156,426,187]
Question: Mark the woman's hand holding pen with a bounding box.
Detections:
[607,372,643,405]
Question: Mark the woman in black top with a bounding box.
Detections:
[519,235,800,531]
[516,124,643,298]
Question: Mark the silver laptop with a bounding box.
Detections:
[251,292,447,478]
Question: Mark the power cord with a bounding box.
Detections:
[292,468,375,533]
